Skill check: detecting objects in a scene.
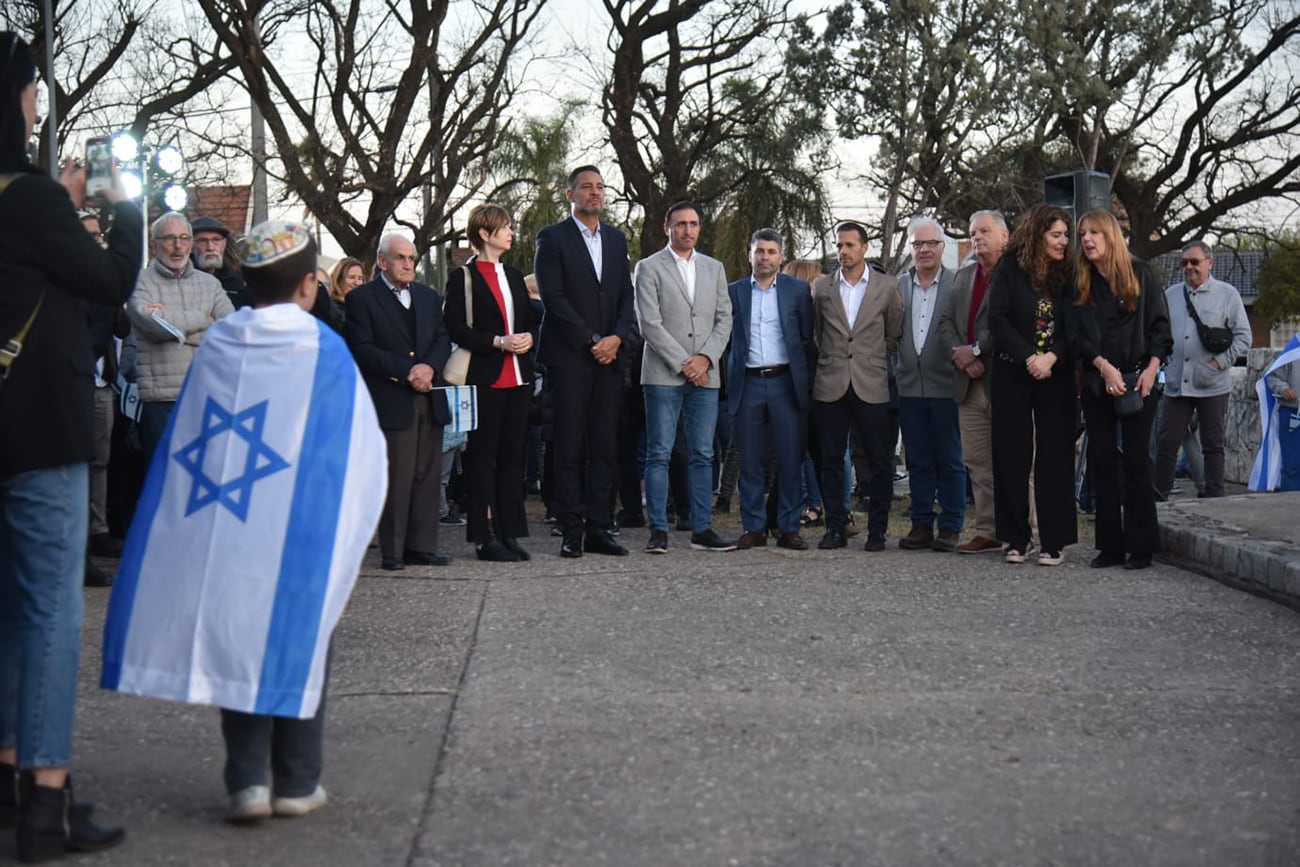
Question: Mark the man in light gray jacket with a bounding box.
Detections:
[128,212,234,461]
[636,201,734,554]
[1154,240,1252,498]
[895,217,965,552]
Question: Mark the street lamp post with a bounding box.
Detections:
[111,133,187,264]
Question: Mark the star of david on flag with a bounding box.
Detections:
[173,397,291,521]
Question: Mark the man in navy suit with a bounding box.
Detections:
[533,166,638,558]
[345,234,452,570]
[726,228,815,551]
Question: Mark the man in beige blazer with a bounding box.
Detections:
[938,210,1009,554]
[635,201,735,554]
[811,221,903,551]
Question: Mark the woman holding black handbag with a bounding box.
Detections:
[1065,209,1172,570]
[443,204,538,562]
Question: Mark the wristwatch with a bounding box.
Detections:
[971,341,981,357]
[589,333,602,348]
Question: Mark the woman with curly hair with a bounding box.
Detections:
[1065,209,1171,570]
[987,203,1077,566]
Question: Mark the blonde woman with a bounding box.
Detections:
[1064,209,1171,570]
[327,256,365,304]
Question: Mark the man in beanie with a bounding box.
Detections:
[191,215,247,309]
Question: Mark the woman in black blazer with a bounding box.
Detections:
[1065,209,1171,570]
[987,203,1077,567]
[444,204,538,561]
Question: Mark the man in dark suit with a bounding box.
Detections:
[726,228,814,551]
[345,234,452,570]
[533,166,637,558]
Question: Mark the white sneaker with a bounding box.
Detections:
[225,785,271,823]
[272,784,328,817]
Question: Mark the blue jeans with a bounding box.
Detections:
[0,464,88,769]
[897,397,967,532]
[644,384,718,533]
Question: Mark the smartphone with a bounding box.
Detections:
[85,136,113,200]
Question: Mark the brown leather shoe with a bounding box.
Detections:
[735,531,767,550]
[898,524,935,550]
[776,531,807,550]
[932,529,960,552]
[956,535,1002,554]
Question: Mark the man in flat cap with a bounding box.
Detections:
[192,215,248,309]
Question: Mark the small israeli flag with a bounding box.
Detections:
[102,304,386,718]
[1249,334,1300,492]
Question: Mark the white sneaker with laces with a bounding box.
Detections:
[272,784,328,817]
[225,785,272,823]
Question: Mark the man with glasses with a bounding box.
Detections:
[191,215,247,309]
[1154,240,1252,499]
[894,217,965,552]
[127,211,233,462]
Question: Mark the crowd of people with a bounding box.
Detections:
[2,29,1294,863]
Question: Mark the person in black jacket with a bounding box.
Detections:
[1066,209,1172,570]
[0,31,141,860]
[987,203,1077,567]
[444,204,539,561]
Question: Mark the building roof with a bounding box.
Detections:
[1150,248,1271,302]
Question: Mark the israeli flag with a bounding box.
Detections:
[1249,334,1300,492]
[102,304,386,718]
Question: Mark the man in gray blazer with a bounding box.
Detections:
[895,217,965,552]
[636,201,735,554]
[812,221,904,551]
[937,209,1008,554]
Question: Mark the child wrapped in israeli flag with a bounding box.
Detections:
[101,220,386,823]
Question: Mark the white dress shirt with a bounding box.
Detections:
[746,277,789,367]
[839,270,868,326]
[910,271,940,350]
[669,246,697,305]
[572,215,602,277]
[381,272,411,309]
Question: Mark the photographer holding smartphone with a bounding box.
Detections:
[0,32,143,862]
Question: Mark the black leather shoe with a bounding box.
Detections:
[863,534,886,552]
[380,557,404,571]
[84,559,114,588]
[818,530,847,550]
[405,550,451,567]
[1090,551,1126,569]
[18,775,124,861]
[1124,553,1153,570]
[584,532,628,556]
[645,531,669,554]
[560,533,584,558]
[501,538,531,561]
[476,539,520,562]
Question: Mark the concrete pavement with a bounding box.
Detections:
[10,515,1300,866]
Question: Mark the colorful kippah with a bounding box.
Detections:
[239,220,312,268]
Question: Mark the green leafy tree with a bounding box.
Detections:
[1254,242,1300,329]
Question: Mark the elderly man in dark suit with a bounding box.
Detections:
[727,228,814,551]
[345,234,452,570]
[811,221,903,552]
[533,166,637,558]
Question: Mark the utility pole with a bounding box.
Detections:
[249,11,267,226]
[42,0,56,176]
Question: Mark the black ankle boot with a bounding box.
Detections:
[17,774,125,862]
[0,762,16,829]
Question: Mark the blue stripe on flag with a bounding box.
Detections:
[254,323,355,715]
[101,373,192,688]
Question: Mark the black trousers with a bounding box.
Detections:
[615,377,645,518]
[1081,385,1160,556]
[816,390,891,537]
[990,358,1078,552]
[464,384,532,544]
[550,362,623,535]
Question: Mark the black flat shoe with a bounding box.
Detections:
[1124,553,1152,570]
[477,539,520,562]
[501,538,531,561]
[818,530,847,550]
[584,533,628,556]
[380,558,404,571]
[405,550,451,567]
[1090,551,1126,568]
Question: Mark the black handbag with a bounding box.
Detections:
[1183,287,1234,355]
[1113,370,1144,416]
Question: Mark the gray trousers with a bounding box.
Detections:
[379,394,444,559]
[89,385,115,536]
[1155,393,1228,497]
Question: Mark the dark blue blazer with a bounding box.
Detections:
[533,217,636,369]
[345,277,452,431]
[726,273,815,415]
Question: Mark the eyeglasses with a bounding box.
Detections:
[194,237,225,247]
[157,234,192,245]
[911,240,943,250]
[1181,258,1205,267]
